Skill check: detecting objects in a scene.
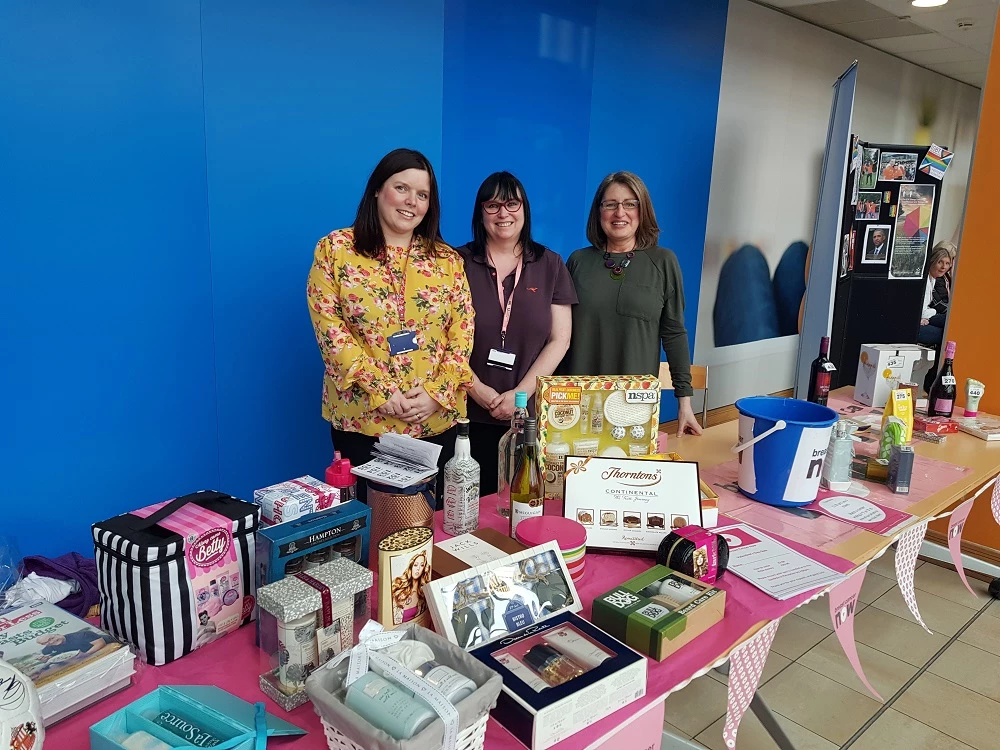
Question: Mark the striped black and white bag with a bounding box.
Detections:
[93,490,259,665]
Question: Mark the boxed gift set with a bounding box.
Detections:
[93,490,259,665]
[432,528,527,580]
[89,685,304,749]
[854,344,930,407]
[535,375,660,502]
[306,622,503,750]
[591,565,725,661]
[562,455,703,554]
[254,475,341,526]
[424,543,645,749]
[257,556,372,711]
[255,499,370,589]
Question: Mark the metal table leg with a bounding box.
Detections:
[712,663,798,750]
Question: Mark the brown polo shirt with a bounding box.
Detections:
[458,243,578,424]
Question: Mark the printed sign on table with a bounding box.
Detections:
[806,494,915,536]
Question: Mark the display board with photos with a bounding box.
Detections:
[829,137,946,387]
[561,455,703,554]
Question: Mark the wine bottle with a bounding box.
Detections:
[496,392,529,518]
[807,336,835,406]
[927,341,957,417]
[509,418,543,538]
[443,419,480,536]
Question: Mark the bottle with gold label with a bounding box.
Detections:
[510,418,544,538]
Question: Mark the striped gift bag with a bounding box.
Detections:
[93,490,259,665]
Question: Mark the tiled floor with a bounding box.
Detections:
[663,559,1000,749]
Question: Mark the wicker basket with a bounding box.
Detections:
[321,714,490,750]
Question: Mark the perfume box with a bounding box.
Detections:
[89,685,304,750]
[255,499,370,591]
[432,528,528,580]
[535,375,660,502]
[470,610,646,750]
[591,565,725,661]
[424,541,582,651]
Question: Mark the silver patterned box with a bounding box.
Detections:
[257,557,372,710]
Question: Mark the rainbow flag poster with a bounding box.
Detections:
[919,143,953,180]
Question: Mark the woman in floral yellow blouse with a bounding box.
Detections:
[307,149,474,503]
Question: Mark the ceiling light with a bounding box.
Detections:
[911,0,948,7]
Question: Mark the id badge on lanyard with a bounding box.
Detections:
[486,254,521,370]
[389,249,418,357]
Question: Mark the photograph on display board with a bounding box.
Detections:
[855,191,882,221]
[860,147,879,189]
[878,151,918,182]
[889,183,935,280]
[840,234,850,279]
[861,225,891,265]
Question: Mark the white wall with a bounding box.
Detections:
[695,0,982,409]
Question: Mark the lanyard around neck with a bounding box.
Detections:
[487,249,522,348]
[389,242,414,327]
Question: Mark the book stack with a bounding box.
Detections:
[957,416,1000,441]
[0,601,135,726]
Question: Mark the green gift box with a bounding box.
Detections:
[591,565,725,661]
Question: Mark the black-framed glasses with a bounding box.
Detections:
[482,199,523,215]
[600,199,640,212]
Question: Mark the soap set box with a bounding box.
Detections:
[254,474,341,526]
[591,565,725,661]
[255,499,370,590]
[535,375,660,502]
[89,685,304,750]
[425,542,646,749]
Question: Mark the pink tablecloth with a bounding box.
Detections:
[50,497,859,750]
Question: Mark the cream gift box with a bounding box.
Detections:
[854,344,930,408]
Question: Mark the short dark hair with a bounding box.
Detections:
[468,171,545,262]
[585,171,660,251]
[353,148,444,259]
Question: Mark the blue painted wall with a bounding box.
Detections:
[1,0,727,557]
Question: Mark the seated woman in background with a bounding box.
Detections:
[564,171,702,437]
[306,148,475,504]
[917,241,955,347]
[458,172,576,493]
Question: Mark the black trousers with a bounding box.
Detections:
[468,420,509,496]
[330,426,457,509]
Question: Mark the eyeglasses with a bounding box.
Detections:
[600,199,640,212]
[482,199,523,215]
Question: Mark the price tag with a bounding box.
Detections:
[969,386,984,398]
[625,389,658,404]
[894,390,910,401]
[887,356,904,369]
[942,376,957,386]
[822,362,837,372]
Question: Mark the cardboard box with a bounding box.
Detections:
[432,527,528,579]
[254,475,340,526]
[536,375,660,502]
[854,344,931,408]
[591,565,725,661]
[470,611,646,750]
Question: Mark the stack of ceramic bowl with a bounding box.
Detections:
[514,516,587,584]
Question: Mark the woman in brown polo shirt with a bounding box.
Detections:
[457,172,577,493]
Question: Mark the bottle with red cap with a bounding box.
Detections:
[325,455,357,504]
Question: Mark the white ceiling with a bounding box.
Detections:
[756,0,997,87]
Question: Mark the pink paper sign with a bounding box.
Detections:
[829,568,882,700]
[807,492,915,536]
[895,521,931,634]
[723,618,780,749]
[947,498,978,598]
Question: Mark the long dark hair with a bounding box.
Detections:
[353,148,444,259]
[469,171,545,262]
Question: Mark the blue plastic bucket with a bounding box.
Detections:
[733,397,838,507]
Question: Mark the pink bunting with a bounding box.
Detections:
[992,475,1000,527]
[723,618,780,749]
[947,498,978,598]
[895,521,931,633]
[830,568,882,700]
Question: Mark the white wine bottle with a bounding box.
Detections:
[509,418,544,538]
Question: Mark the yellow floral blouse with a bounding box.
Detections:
[307,228,475,437]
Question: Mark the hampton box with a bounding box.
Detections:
[535,375,660,503]
[591,565,725,661]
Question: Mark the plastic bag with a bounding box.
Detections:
[0,535,24,611]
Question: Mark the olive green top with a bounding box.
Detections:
[563,245,693,397]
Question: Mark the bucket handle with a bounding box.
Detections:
[731,420,787,454]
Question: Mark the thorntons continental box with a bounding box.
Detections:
[535,375,660,503]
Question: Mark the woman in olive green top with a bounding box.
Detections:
[565,171,703,437]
